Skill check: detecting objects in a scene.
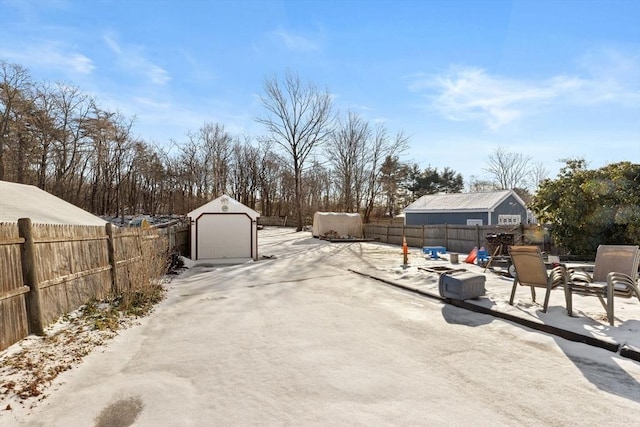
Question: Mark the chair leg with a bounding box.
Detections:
[542,287,551,313]
[530,286,536,303]
[564,283,573,316]
[607,283,615,326]
[509,277,518,305]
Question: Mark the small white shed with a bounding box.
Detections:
[187,195,259,261]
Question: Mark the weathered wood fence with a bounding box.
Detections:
[0,220,189,351]
[364,223,551,254]
[258,216,289,227]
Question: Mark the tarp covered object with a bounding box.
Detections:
[0,180,108,226]
[312,212,363,238]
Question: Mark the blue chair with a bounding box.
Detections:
[476,249,490,265]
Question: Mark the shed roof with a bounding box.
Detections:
[404,190,525,213]
[0,180,108,226]
[187,194,259,220]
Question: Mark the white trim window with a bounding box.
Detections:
[498,214,521,225]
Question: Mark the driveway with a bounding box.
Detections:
[4,227,639,426]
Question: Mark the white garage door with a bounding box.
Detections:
[196,214,252,260]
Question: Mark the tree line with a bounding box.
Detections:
[0,62,471,227]
[3,60,637,252]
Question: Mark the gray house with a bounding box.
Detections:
[403,190,527,226]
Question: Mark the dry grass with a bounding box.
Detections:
[0,247,172,413]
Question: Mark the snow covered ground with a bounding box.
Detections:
[319,233,640,354]
[1,227,639,425]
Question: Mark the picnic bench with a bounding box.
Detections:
[422,246,447,259]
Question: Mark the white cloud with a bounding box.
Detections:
[71,56,93,74]
[272,28,320,52]
[0,42,95,75]
[412,49,640,130]
[180,50,216,82]
[413,67,587,130]
[573,48,640,105]
[103,35,122,55]
[102,34,171,86]
[147,65,170,86]
[133,97,171,110]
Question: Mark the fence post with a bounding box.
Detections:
[168,225,175,252]
[18,218,44,335]
[476,225,481,248]
[422,225,425,247]
[444,224,449,249]
[106,223,118,294]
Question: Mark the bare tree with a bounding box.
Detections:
[362,126,409,222]
[0,61,33,181]
[110,112,135,223]
[50,83,94,201]
[256,140,285,217]
[31,82,61,189]
[3,83,37,184]
[483,146,532,190]
[303,159,333,214]
[229,136,260,208]
[379,155,410,217]
[178,136,207,211]
[256,71,334,231]
[198,122,232,197]
[530,161,549,190]
[328,111,370,212]
[467,175,499,192]
[83,109,134,219]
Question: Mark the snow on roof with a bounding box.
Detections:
[404,190,524,212]
[0,180,108,226]
[314,212,361,217]
[187,194,259,219]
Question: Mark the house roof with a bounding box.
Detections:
[404,190,525,213]
[0,180,108,226]
[187,194,259,219]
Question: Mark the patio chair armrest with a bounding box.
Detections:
[569,270,592,283]
[550,265,567,285]
[607,272,637,290]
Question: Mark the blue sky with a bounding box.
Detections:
[1,0,639,185]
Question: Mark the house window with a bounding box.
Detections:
[498,215,521,225]
[467,219,483,226]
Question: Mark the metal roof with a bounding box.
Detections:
[0,180,107,226]
[404,190,523,212]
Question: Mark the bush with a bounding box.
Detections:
[530,160,640,255]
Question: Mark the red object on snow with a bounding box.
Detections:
[464,247,478,264]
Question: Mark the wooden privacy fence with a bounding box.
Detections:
[0,219,189,351]
[364,223,551,254]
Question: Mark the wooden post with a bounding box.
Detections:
[444,223,449,250]
[476,225,481,248]
[106,223,118,294]
[18,218,44,335]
